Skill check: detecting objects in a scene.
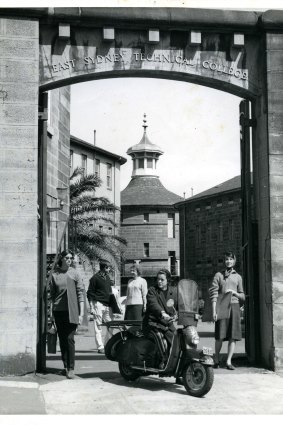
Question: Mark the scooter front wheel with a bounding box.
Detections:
[119,361,141,381]
[182,362,214,397]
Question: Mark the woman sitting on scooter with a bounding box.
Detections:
[142,269,178,364]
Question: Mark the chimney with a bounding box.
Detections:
[93,130,96,146]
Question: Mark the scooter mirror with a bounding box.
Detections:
[167,299,174,307]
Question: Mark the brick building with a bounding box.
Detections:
[121,116,183,287]
[176,175,248,299]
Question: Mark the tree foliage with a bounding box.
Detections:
[69,167,126,268]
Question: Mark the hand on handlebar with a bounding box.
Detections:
[213,312,217,322]
[161,312,171,321]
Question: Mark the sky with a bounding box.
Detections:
[70,78,241,198]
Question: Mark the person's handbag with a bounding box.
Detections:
[47,323,57,354]
[109,290,123,315]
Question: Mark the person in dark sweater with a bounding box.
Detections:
[87,260,114,354]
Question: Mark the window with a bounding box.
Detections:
[108,227,113,235]
[70,150,73,171]
[218,221,223,241]
[207,257,212,266]
[144,213,149,223]
[205,202,211,210]
[228,197,234,205]
[229,219,234,240]
[196,225,201,245]
[99,225,103,232]
[95,159,100,177]
[147,158,153,168]
[106,163,112,189]
[138,158,144,169]
[216,199,222,207]
[168,213,175,238]
[195,205,200,212]
[81,154,87,176]
[143,243,149,257]
[218,258,224,265]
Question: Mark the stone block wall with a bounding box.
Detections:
[46,87,70,255]
[266,33,283,371]
[0,17,39,374]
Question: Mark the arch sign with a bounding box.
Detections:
[40,24,254,96]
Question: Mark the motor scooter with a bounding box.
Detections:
[104,279,214,397]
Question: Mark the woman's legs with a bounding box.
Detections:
[54,311,77,371]
[227,339,236,366]
[215,339,223,364]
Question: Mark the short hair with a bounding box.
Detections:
[130,264,141,276]
[224,251,236,261]
[156,268,171,282]
[99,260,111,271]
[58,250,74,267]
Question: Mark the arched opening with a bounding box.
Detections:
[39,75,256,373]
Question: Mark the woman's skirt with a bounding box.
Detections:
[124,304,143,320]
[215,303,242,341]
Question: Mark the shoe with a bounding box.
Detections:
[175,377,183,385]
[226,364,235,370]
[66,369,75,379]
[214,363,220,369]
[61,368,68,376]
[98,348,105,354]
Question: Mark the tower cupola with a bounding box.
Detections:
[126,114,164,178]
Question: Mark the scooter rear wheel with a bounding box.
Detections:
[182,362,214,397]
[119,361,141,381]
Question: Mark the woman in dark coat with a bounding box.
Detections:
[143,269,177,353]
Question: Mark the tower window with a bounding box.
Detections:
[144,213,149,223]
[138,158,144,168]
[147,158,153,168]
[143,243,149,257]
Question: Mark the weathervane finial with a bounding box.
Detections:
[143,113,148,132]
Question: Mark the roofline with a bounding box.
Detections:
[0,8,267,31]
[174,187,242,208]
[121,203,180,208]
[70,135,127,165]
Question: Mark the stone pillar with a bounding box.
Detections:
[266,32,283,371]
[0,17,39,374]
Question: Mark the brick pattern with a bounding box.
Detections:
[178,191,242,298]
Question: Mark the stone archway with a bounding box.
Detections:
[0,7,282,374]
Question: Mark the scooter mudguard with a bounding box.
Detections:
[183,348,214,366]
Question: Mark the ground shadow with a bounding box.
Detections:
[76,370,189,396]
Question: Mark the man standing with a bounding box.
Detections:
[87,260,114,354]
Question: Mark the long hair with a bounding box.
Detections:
[57,250,74,267]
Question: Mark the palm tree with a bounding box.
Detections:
[69,167,126,268]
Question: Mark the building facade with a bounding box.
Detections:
[70,134,127,284]
[176,175,248,299]
[121,117,183,287]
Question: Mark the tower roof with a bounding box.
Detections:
[121,176,183,206]
[126,114,164,156]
